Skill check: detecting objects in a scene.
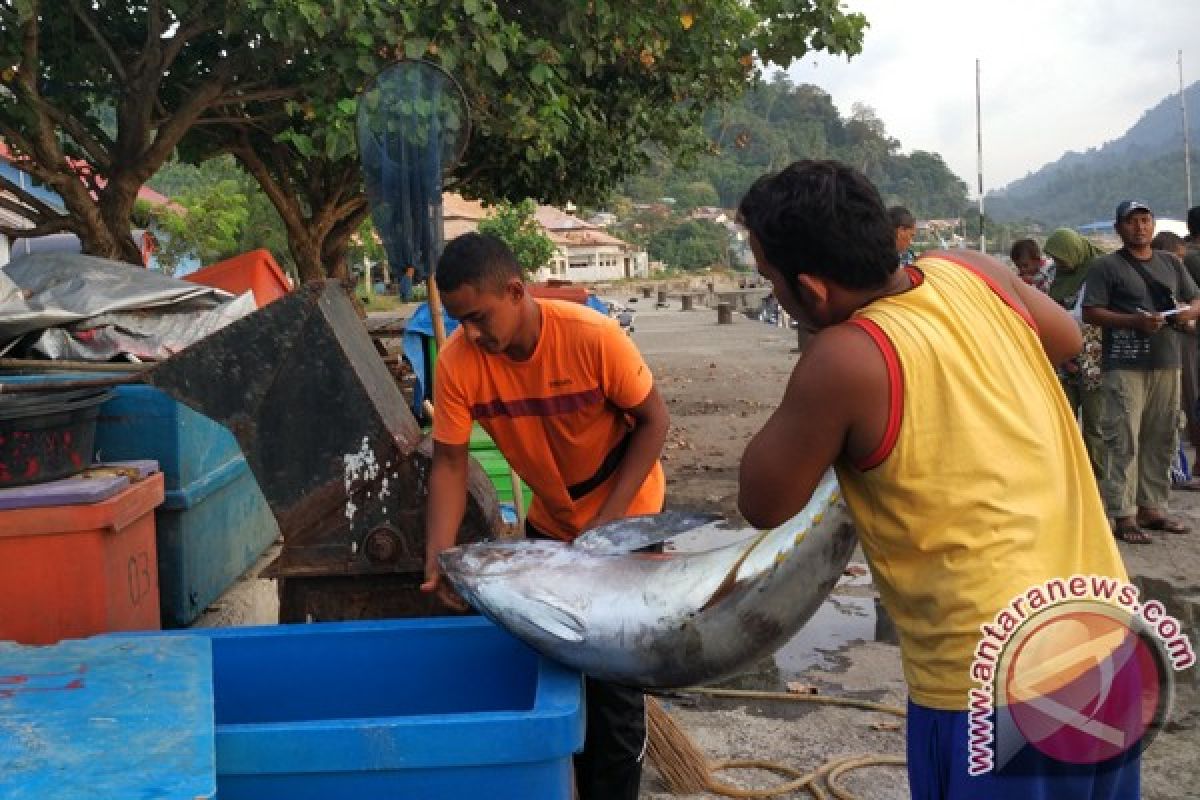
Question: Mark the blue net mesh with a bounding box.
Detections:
[356,61,470,281]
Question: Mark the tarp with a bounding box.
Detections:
[0,252,254,361]
[402,301,460,417]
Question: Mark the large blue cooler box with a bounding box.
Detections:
[94,384,280,627]
[4,618,583,799]
[0,636,217,799]
[182,616,584,798]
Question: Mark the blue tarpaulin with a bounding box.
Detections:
[402,302,460,419]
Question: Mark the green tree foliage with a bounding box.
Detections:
[476,199,556,276]
[346,218,388,279]
[670,180,721,211]
[986,150,1200,229]
[986,81,1200,227]
[0,1,333,264]
[142,156,295,274]
[1,0,866,279]
[647,218,729,271]
[136,181,248,275]
[624,74,969,219]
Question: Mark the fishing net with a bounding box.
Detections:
[355,60,471,281]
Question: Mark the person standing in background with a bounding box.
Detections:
[889,206,918,266]
[398,265,416,301]
[1044,228,1106,483]
[1011,238,1055,293]
[1151,231,1199,454]
[1184,208,1200,444]
[1082,201,1200,543]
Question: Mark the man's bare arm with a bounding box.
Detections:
[421,440,470,609]
[739,325,884,529]
[587,385,669,529]
[1082,306,1164,335]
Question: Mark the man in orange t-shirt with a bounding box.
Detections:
[421,232,669,800]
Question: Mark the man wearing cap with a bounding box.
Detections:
[1082,201,1200,542]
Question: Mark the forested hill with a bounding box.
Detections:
[986,80,1200,227]
[622,73,969,219]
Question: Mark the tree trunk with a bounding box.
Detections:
[231,140,369,286]
[286,227,324,285]
[322,236,350,283]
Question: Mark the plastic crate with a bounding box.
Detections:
[93,383,243,493]
[468,425,533,508]
[0,473,164,644]
[157,456,279,628]
[179,616,584,799]
[184,249,292,308]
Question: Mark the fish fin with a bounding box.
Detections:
[523,591,588,642]
[573,510,723,554]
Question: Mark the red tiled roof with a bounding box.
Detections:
[443,193,489,220]
[0,140,182,212]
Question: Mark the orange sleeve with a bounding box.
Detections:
[431,345,474,446]
[598,318,654,410]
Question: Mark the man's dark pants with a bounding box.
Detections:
[526,520,647,800]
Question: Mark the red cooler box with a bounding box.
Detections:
[0,472,165,644]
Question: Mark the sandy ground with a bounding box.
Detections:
[193,289,1199,799]
[616,296,1200,800]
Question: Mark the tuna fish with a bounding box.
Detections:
[438,470,856,688]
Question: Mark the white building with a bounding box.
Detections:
[534,205,649,282]
[439,194,649,283]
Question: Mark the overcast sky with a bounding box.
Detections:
[783,0,1200,194]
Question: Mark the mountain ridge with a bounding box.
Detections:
[987,80,1200,227]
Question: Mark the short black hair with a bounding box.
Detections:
[1152,231,1185,253]
[737,160,897,291]
[1010,238,1041,263]
[1187,206,1200,238]
[888,206,916,229]
[436,232,522,292]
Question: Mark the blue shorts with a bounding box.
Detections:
[906,700,1140,799]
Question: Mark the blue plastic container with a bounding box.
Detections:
[93,383,242,492]
[155,457,278,627]
[0,636,216,799]
[180,616,584,800]
[93,384,280,627]
[0,376,279,627]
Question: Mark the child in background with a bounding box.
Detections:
[1010,238,1055,294]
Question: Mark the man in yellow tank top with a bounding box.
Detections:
[736,161,1146,798]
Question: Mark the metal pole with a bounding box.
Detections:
[976,59,985,253]
[427,277,447,348]
[1182,50,1193,210]
[17,169,30,256]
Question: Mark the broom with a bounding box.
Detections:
[645,693,905,800]
[646,695,713,794]
[646,696,819,798]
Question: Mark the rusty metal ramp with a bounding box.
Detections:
[145,281,498,621]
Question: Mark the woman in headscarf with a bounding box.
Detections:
[1044,228,1107,483]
